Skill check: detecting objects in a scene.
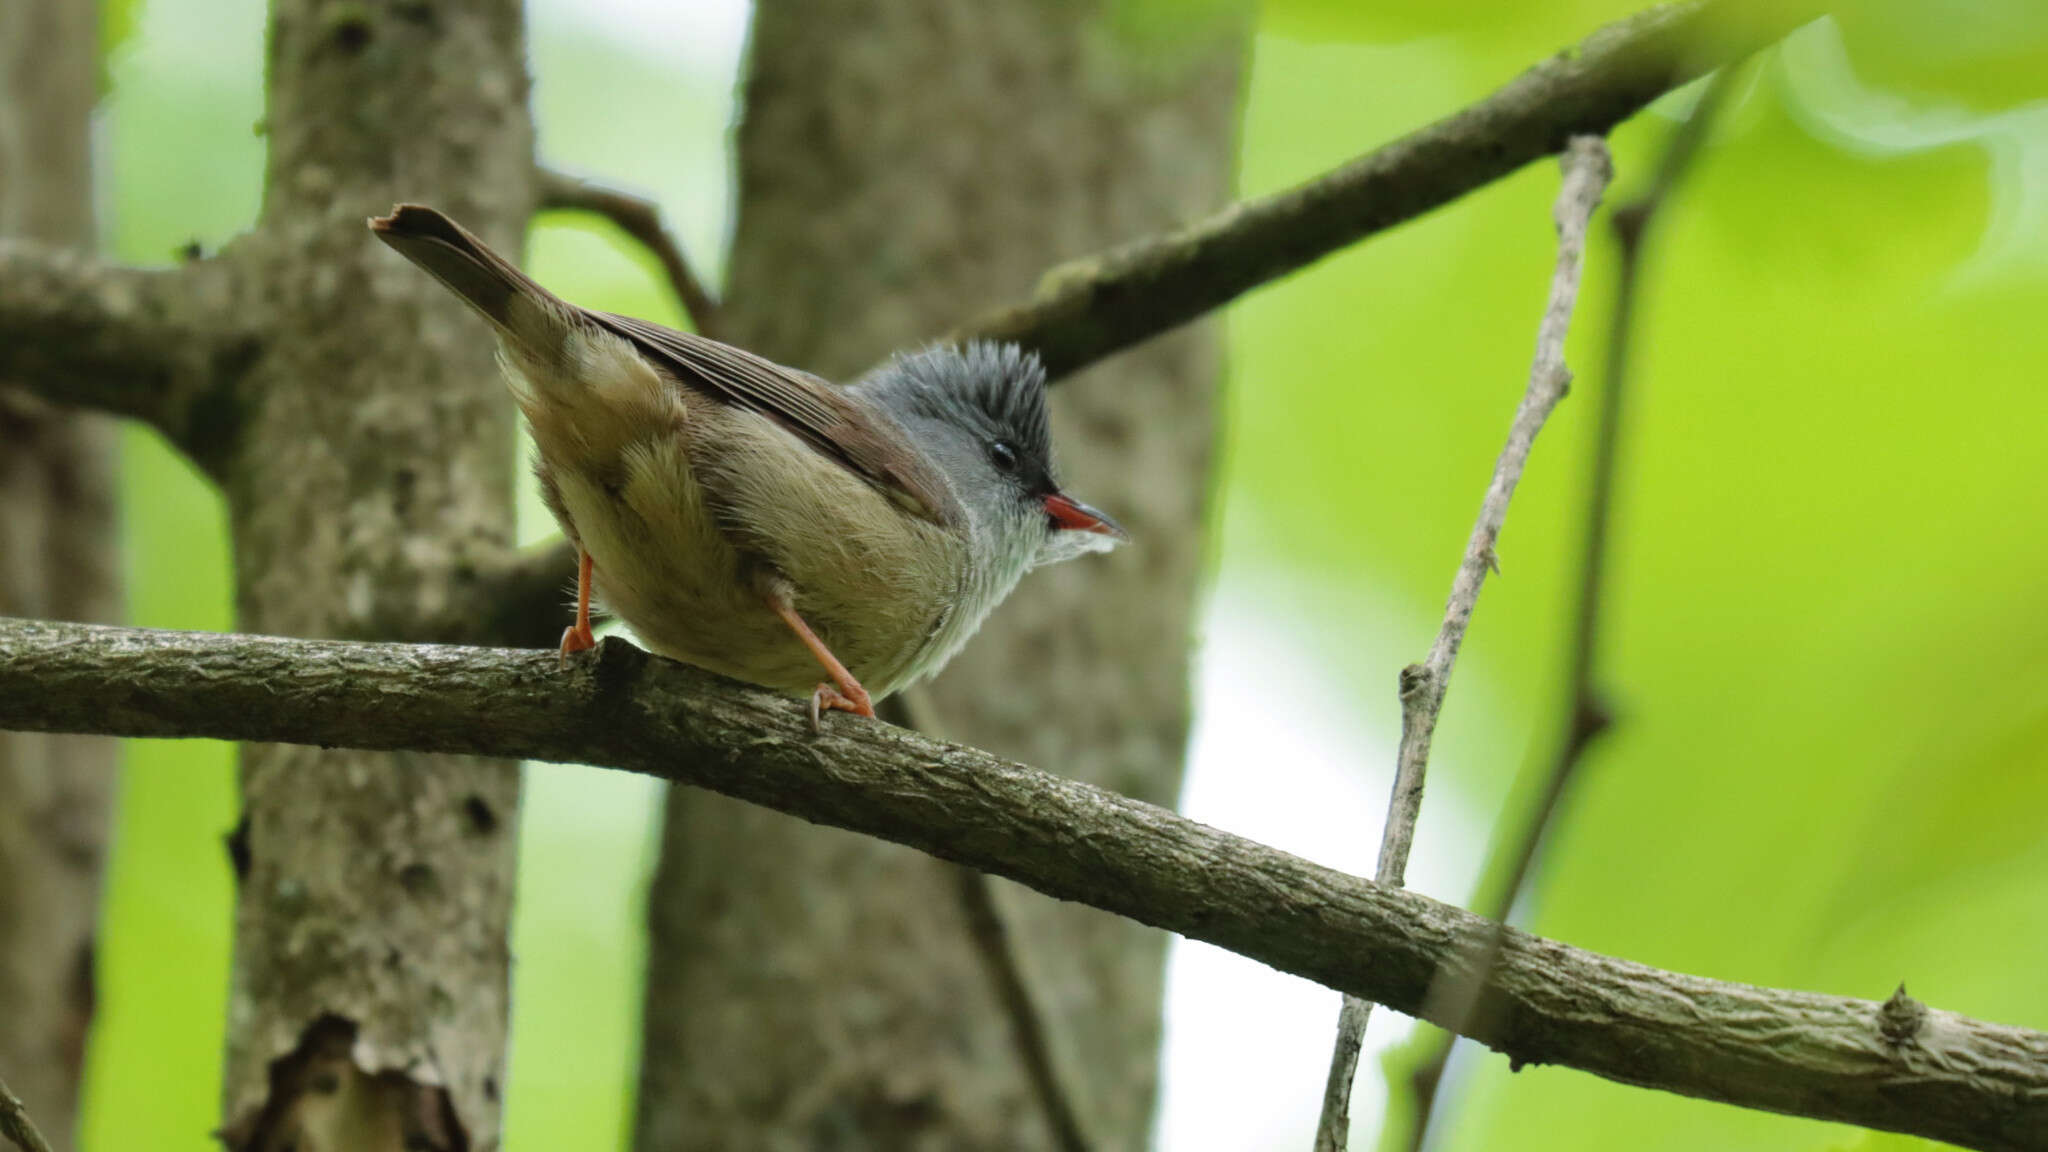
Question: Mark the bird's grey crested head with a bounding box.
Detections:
[862,341,1052,473]
[854,341,1122,573]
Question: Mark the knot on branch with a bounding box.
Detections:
[1880,983,1928,1048]
[1398,663,1434,705]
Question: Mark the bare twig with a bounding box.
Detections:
[0,1074,53,1152]
[1311,138,1614,1152]
[536,166,722,338]
[951,0,1825,380]
[0,240,251,476]
[2,617,2047,1150]
[1398,64,1748,1152]
[885,689,1096,1152]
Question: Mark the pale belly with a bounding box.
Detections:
[544,412,968,699]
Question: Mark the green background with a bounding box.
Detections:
[72,1,2048,1149]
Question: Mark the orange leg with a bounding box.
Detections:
[764,589,874,728]
[558,549,597,668]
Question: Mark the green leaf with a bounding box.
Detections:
[1833,0,2048,113]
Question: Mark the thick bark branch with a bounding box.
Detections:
[951,0,1825,380]
[0,241,249,475]
[3,617,2045,1152]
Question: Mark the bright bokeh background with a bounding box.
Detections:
[73,2,2048,1150]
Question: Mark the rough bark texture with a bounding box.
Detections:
[0,239,246,475]
[633,3,1244,1149]
[214,1,533,1148]
[7,620,2048,1152]
[0,2,119,1147]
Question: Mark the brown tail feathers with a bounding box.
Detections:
[369,204,571,358]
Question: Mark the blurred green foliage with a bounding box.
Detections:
[71,1,2048,1150]
[1228,8,2048,1151]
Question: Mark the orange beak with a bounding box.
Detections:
[1044,493,1127,539]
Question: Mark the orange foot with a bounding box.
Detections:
[559,548,598,669]
[809,680,875,731]
[558,622,596,669]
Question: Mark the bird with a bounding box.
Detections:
[369,204,1124,725]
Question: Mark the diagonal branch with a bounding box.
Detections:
[0,240,253,476]
[1312,136,1614,1152]
[2,616,2046,1152]
[536,166,723,338]
[953,0,1825,380]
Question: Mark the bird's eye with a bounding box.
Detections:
[989,440,1020,474]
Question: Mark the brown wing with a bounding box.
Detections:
[588,312,962,529]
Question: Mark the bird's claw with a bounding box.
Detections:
[558,623,597,669]
[808,682,875,732]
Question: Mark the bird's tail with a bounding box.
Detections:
[369,204,573,363]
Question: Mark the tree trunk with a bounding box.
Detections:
[215,3,532,1149]
[0,2,119,1147]
[633,4,1243,1148]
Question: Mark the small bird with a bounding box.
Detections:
[370,205,1123,724]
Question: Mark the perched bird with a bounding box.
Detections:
[369,205,1123,724]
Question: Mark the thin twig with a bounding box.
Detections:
[536,166,723,338]
[1398,64,1747,1152]
[3,618,2048,1150]
[1310,138,1614,1152]
[0,1075,53,1152]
